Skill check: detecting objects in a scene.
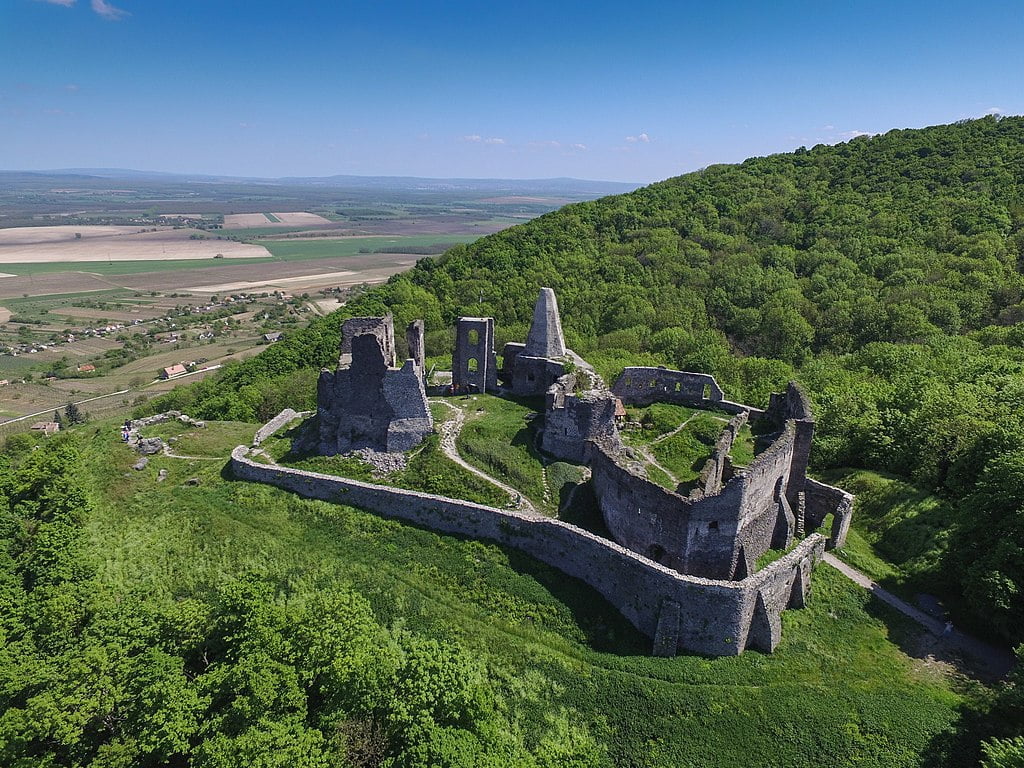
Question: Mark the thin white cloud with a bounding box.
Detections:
[460,134,504,145]
[91,0,128,20]
[570,143,587,151]
[839,129,874,140]
[983,106,1004,116]
[36,0,76,6]
[625,132,651,144]
[64,83,80,91]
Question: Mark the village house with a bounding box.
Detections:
[162,363,188,379]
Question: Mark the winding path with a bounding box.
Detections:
[823,553,1013,679]
[633,411,728,487]
[431,399,536,513]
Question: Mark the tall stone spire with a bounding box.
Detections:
[524,287,566,358]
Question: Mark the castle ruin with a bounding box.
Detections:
[316,315,432,454]
[256,287,854,657]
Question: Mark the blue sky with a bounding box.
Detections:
[1,0,1022,183]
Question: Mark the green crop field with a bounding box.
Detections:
[0,257,278,277]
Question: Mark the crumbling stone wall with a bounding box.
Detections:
[231,443,826,656]
[501,288,573,396]
[695,412,749,496]
[764,382,814,510]
[502,345,567,396]
[452,317,498,393]
[318,316,432,454]
[592,373,818,581]
[254,408,301,446]
[612,367,756,414]
[804,477,854,548]
[338,316,396,366]
[406,320,425,376]
[541,374,621,463]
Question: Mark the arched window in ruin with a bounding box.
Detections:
[467,358,478,372]
[468,329,479,345]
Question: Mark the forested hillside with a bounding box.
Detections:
[152,116,1024,646]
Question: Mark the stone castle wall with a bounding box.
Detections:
[611,367,756,415]
[804,477,854,548]
[696,412,749,496]
[231,442,826,656]
[591,416,800,581]
[541,373,621,463]
[318,317,432,454]
[501,342,567,396]
[254,408,301,446]
[453,317,498,393]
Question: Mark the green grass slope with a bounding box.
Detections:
[67,423,973,766]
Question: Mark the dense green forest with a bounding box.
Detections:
[152,116,1024,650]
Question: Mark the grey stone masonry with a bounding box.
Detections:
[502,288,578,396]
[318,316,432,454]
[612,367,756,415]
[524,287,567,358]
[803,478,854,549]
[254,408,301,446]
[406,320,426,377]
[338,316,396,367]
[591,371,849,584]
[452,317,498,393]
[542,373,622,463]
[232,441,826,657]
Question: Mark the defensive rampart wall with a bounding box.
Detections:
[612,367,758,415]
[804,477,854,548]
[592,419,798,580]
[254,408,301,446]
[231,443,825,657]
[696,412,748,496]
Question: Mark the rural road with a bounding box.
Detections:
[1,388,131,426]
[432,399,536,514]
[823,553,1014,679]
[0,365,222,428]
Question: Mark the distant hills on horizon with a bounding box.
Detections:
[0,168,641,196]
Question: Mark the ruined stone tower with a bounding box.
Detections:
[452,316,498,393]
[502,287,573,396]
[523,286,566,358]
[317,315,432,454]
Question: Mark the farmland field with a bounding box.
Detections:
[222,211,333,228]
[0,225,270,262]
